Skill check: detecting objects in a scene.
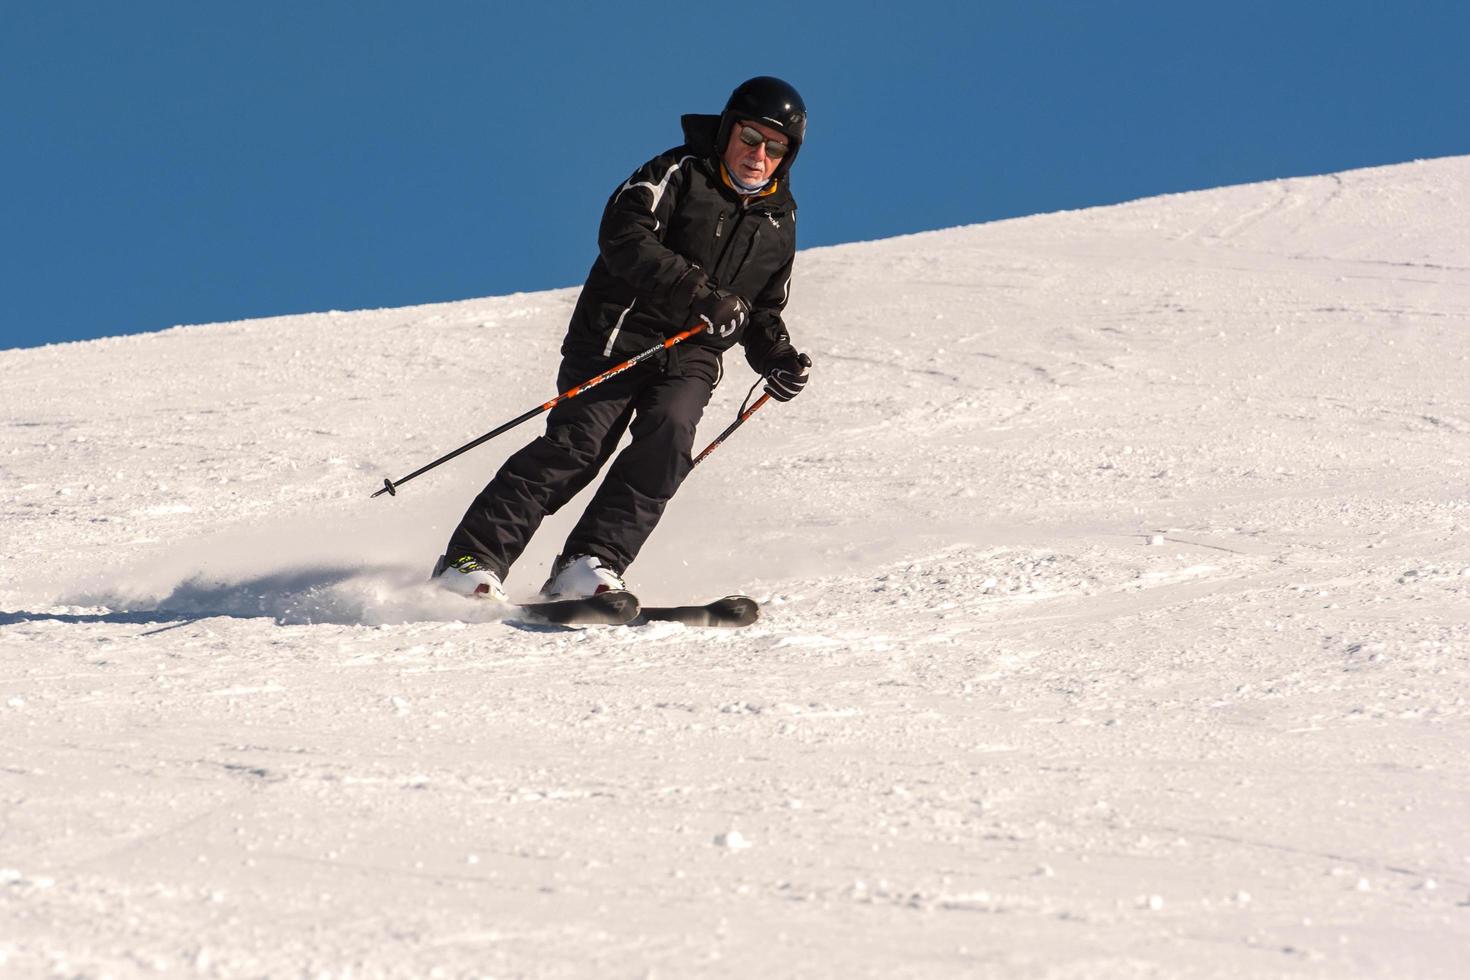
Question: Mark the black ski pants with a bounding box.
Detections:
[445,354,713,579]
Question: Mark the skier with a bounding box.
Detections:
[432,76,813,603]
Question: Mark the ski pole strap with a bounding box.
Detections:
[738,377,764,416]
[372,322,707,498]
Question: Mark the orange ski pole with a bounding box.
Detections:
[692,391,772,467]
[372,322,706,498]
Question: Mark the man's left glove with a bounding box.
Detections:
[764,351,812,402]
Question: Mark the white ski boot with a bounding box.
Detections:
[540,554,627,600]
[432,554,509,602]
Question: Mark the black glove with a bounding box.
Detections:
[691,289,750,341]
[764,351,812,402]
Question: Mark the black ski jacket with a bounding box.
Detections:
[561,114,798,387]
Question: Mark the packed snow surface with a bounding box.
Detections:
[4,157,1469,977]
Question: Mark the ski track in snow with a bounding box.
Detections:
[3,157,1470,977]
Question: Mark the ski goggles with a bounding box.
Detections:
[737,124,790,158]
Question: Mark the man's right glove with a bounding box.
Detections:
[763,351,812,402]
[691,288,750,341]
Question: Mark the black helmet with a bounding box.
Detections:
[717,76,807,178]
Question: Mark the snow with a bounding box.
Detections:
[4,156,1470,977]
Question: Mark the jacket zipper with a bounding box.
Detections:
[712,209,746,282]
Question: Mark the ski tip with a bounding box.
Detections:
[638,595,760,628]
[710,595,760,626]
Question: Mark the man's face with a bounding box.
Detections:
[723,119,789,185]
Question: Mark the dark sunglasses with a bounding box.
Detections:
[737,124,789,158]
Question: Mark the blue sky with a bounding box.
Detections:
[4,1,1467,350]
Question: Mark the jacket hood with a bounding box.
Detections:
[680,114,721,156]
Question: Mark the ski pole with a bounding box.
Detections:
[372,322,707,498]
[692,391,772,467]
[692,351,810,467]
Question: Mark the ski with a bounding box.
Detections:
[513,590,640,626]
[637,595,760,628]
[505,592,759,628]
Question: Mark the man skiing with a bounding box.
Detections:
[432,76,812,603]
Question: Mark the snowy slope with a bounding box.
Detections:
[3,157,1469,978]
